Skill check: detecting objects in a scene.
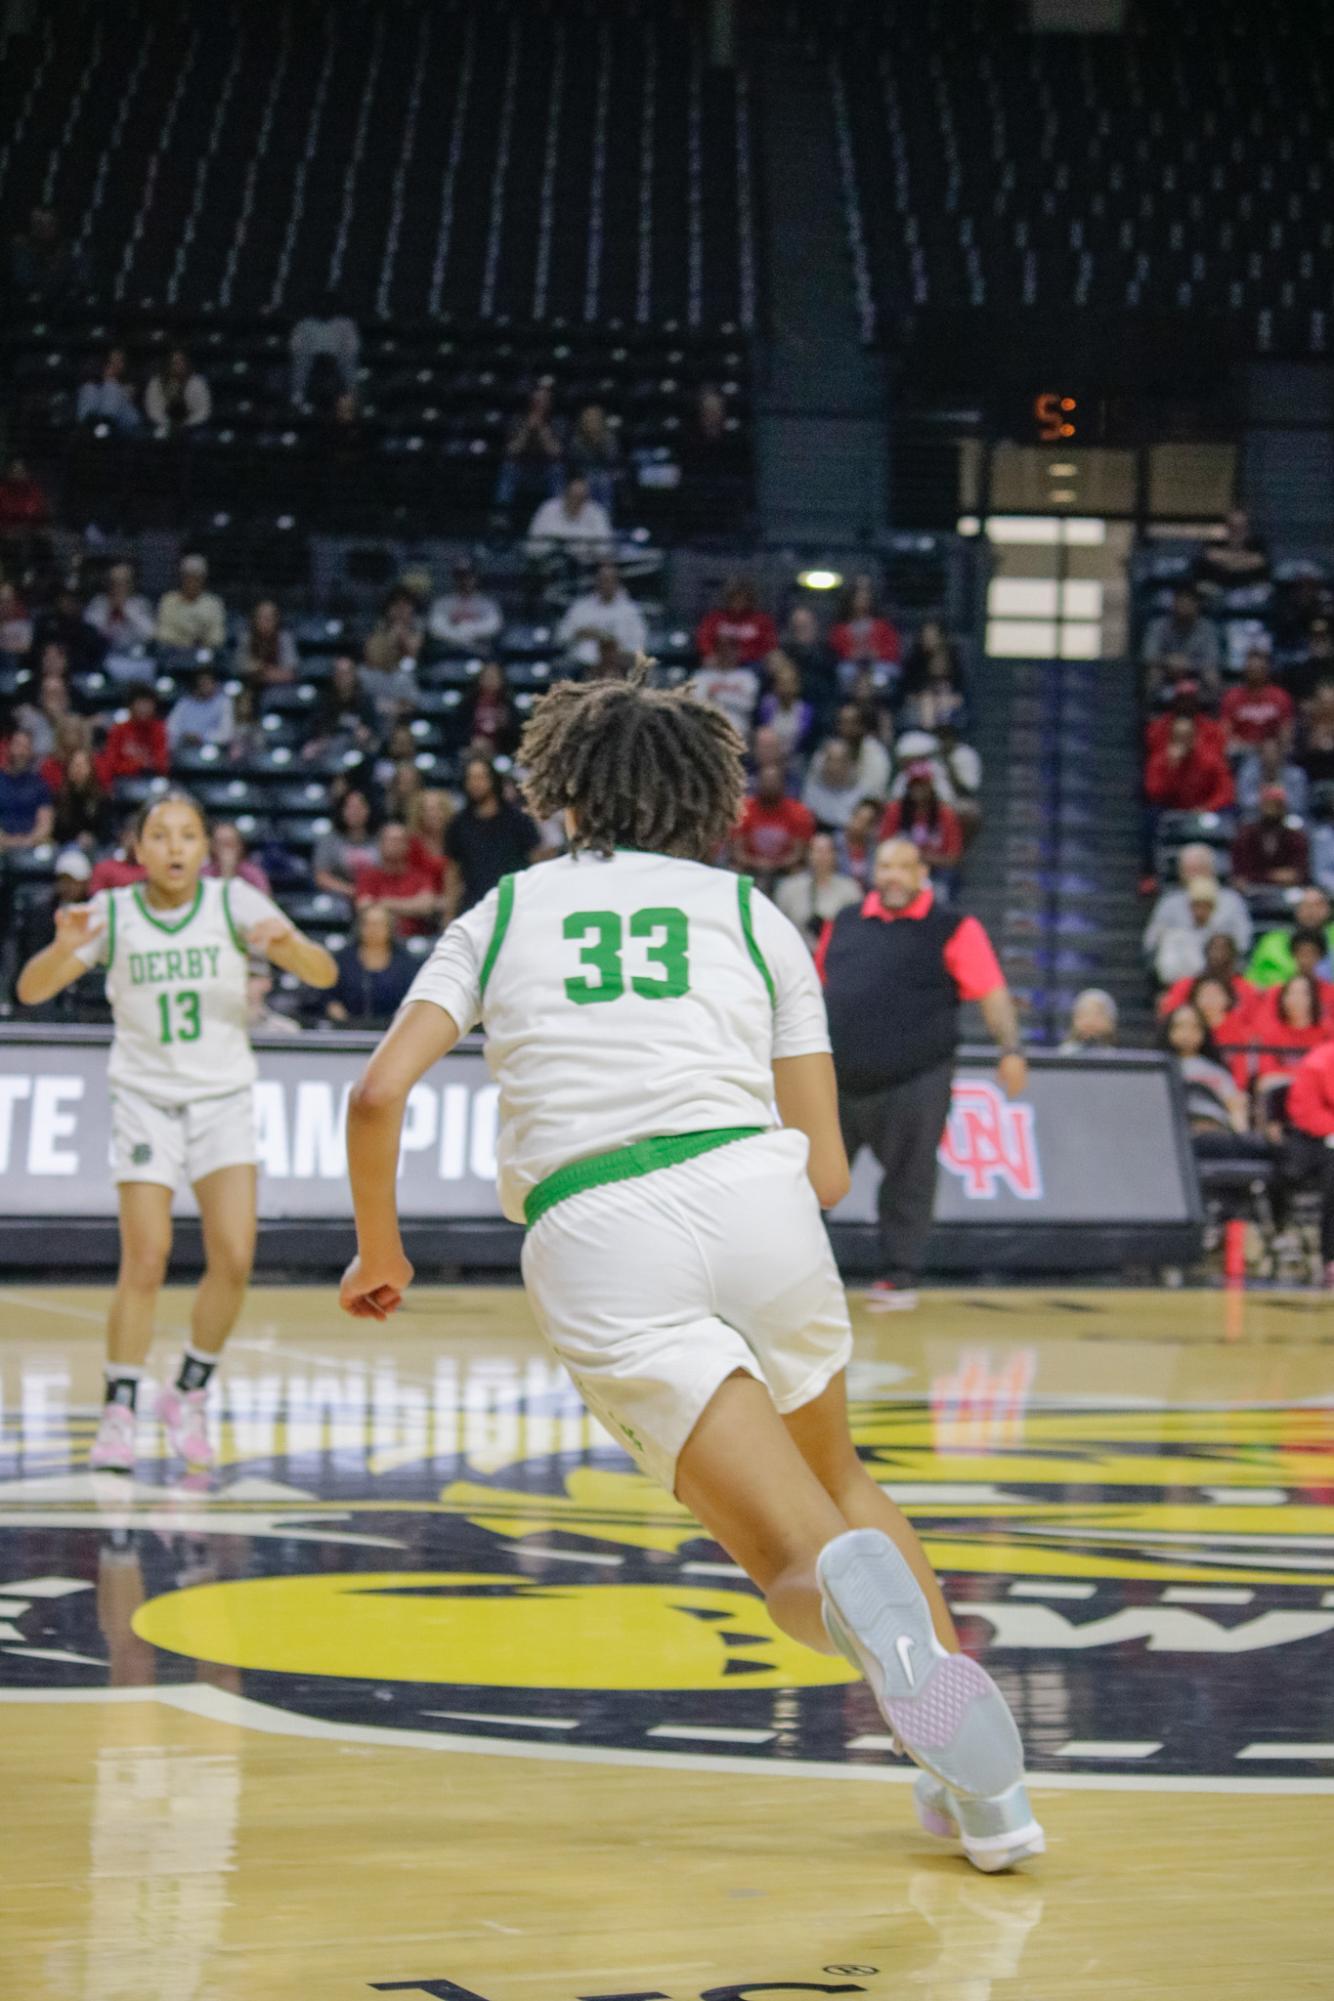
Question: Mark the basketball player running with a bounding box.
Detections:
[340,665,1042,1872]
[18,790,337,1474]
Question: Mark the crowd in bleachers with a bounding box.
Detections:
[1134,514,1334,1281]
[0,506,979,1029]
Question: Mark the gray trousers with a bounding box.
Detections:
[838,1058,955,1284]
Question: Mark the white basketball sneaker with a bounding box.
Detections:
[816,1528,1043,1873]
[88,1401,136,1474]
[913,1771,1046,1874]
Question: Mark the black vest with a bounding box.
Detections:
[823,899,964,1090]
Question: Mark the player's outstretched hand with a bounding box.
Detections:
[339,1248,415,1322]
[54,902,97,953]
[246,914,295,956]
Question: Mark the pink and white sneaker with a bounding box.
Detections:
[89,1402,137,1474]
[157,1386,215,1468]
[863,1280,920,1313]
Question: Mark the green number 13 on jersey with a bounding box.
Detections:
[157,989,202,1044]
[563,907,690,1004]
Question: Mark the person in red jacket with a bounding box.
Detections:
[97,685,170,787]
[1252,973,1330,1084]
[1279,1036,1334,1284]
[694,577,778,666]
[879,767,963,873]
[1144,682,1227,764]
[1230,786,1310,889]
[829,574,902,669]
[1157,933,1259,1019]
[1145,716,1235,812]
[1221,648,1295,754]
[732,760,816,888]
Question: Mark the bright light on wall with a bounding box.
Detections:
[797,568,843,590]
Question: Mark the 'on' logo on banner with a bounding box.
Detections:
[938,1080,1042,1200]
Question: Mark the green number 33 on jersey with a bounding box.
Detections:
[563,907,690,1004]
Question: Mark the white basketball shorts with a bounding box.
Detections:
[110,1085,257,1190]
[521,1127,854,1493]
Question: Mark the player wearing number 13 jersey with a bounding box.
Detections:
[17,790,336,1477]
[341,663,1042,1874]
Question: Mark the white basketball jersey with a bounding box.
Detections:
[406,850,831,1224]
[76,876,281,1105]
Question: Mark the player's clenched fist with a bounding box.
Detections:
[339,1248,415,1321]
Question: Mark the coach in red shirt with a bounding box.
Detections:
[1282,1040,1334,1284]
[815,837,1026,1310]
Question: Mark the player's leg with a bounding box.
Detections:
[782,1369,959,1651]
[158,1161,256,1467]
[91,1181,174,1471]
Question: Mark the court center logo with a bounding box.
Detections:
[2,1386,1332,1783]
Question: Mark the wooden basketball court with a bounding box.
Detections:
[1,1283,1331,1998]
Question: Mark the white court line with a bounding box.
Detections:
[680,1560,746,1578]
[1162,1587,1255,1606]
[1007,1581,1096,1600]
[648,1724,777,1745]
[507,1544,622,1567]
[1057,1740,1162,1760]
[0,1576,92,1597]
[2,1645,108,1668]
[2,1683,1330,1794]
[422,1709,578,1731]
[1237,1743,1334,1761]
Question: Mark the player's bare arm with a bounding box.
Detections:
[247,914,339,989]
[340,999,461,1319]
[773,1051,852,1209]
[15,903,100,1006]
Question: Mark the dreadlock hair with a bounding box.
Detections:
[519,657,746,861]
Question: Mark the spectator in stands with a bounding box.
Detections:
[1191,972,1256,1082]
[1236,733,1309,820]
[84,561,155,678]
[732,762,815,889]
[1059,989,1119,1054]
[837,796,883,887]
[1275,574,1333,655]
[444,757,542,917]
[557,562,647,669]
[756,652,814,763]
[15,846,95,974]
[144,348,211,432]
[678,385,745,483]
[1161,1004,1251,1140]
[203,822,270,896]
[1148,875,1237,987]
[157,555,226,655]
[1253,977,1327,1121]
[326,903,417,1027]
[836,702,892,799]
[380,735,424,824]
[1145,679,1226,763]
[1222,648,1294,756]
[246,963,300,1036]
[696,578,778,667]
[1144,715,1234,813]
[1145,842,1252,961]
[354,822,443,938]
[459,661,520,758]
[526,474,613,555]
[167,666,234,752]
[0,456,52,570]
[49,746,111,850]
[1142,585,1220,694]
[775,830,861,943]
[0,729,53,850]
[32,586,102,675]
[236,599,299,691]
[88,813,147,893]
[14,666,73,762]
[497,383,565,518]
[0,582,33,662]
[304,657,379,763]
[1231,786,1309,891]
[880,767,963,882]
[1287,931,1334,1010]
[829,576,901,677]
[313,789,379,901]
[1196,509,1270,593]
[1279,1039,1334,1286]
[1158,932,1258,1020]
[289,292,361,407]
[898,621,967,733]
[97,686,169,786]
[8,206,89,298]
[691,633,760,737]
[364,586,424,675]
[1308,793,1334,900]
[76,348,141,432]
[803,740,865,832]
[427,561,504,653]
[406,790,453,894]
[1286,618,1334,708]
[1296,679,1334,788]
[782,603,841,727]
[1248,886,1334,987]
[566,403,621,515]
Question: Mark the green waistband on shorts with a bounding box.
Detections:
[524,1126,767,1227]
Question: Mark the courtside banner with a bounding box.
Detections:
[0,1030,1196,1231]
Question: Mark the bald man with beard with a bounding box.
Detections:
[815,839,1026,1309]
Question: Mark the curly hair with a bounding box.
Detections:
[519,658,745,861]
